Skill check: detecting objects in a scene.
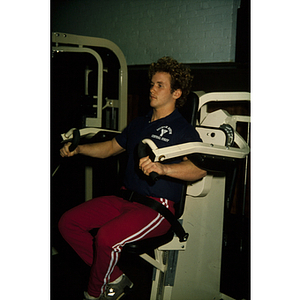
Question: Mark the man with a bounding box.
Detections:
[59,57,207,299]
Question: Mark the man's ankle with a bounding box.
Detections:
[110,274,124,284]
[84,291,100,300]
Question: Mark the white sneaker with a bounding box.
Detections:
[100,274,134,300]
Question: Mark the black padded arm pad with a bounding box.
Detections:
[187,153,236,173]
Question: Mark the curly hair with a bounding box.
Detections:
[148,56,193,107]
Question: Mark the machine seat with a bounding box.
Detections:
[123,229,174,255]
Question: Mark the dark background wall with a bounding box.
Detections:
[51,0,245,65]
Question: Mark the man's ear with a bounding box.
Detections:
[173,89,182,100]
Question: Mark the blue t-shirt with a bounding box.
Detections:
[115,108,202,203]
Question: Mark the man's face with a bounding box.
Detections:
[149,72,179,110]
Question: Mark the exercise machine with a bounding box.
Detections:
[60,92,250,300]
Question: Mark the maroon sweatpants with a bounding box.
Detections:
[58,194,175,297]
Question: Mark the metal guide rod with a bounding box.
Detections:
[52,32,128,131]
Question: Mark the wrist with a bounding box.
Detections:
[162,164,171,176]
[76,145,82,154]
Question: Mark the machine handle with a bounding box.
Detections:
[138,141,160,182]
[52,128,80,178]
[68,128,80,152]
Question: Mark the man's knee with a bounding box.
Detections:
[94,227,117,250]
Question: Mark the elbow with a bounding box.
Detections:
[185,159,207,181]
[186,168,207,182]
[195,168,207,181]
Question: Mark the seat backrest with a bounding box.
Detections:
[175,91,199,219]
[178,91,199,128]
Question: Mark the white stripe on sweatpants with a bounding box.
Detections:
[100,212,165,294]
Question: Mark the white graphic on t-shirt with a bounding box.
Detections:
[151,126,172,142]
[160,128,169,137]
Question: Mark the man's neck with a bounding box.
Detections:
[151,107,175,122]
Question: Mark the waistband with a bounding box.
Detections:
[118,188,175,211]
[116,188,189,242]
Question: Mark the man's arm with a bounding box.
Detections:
[139,156,207,182]
[60,137,125,159]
